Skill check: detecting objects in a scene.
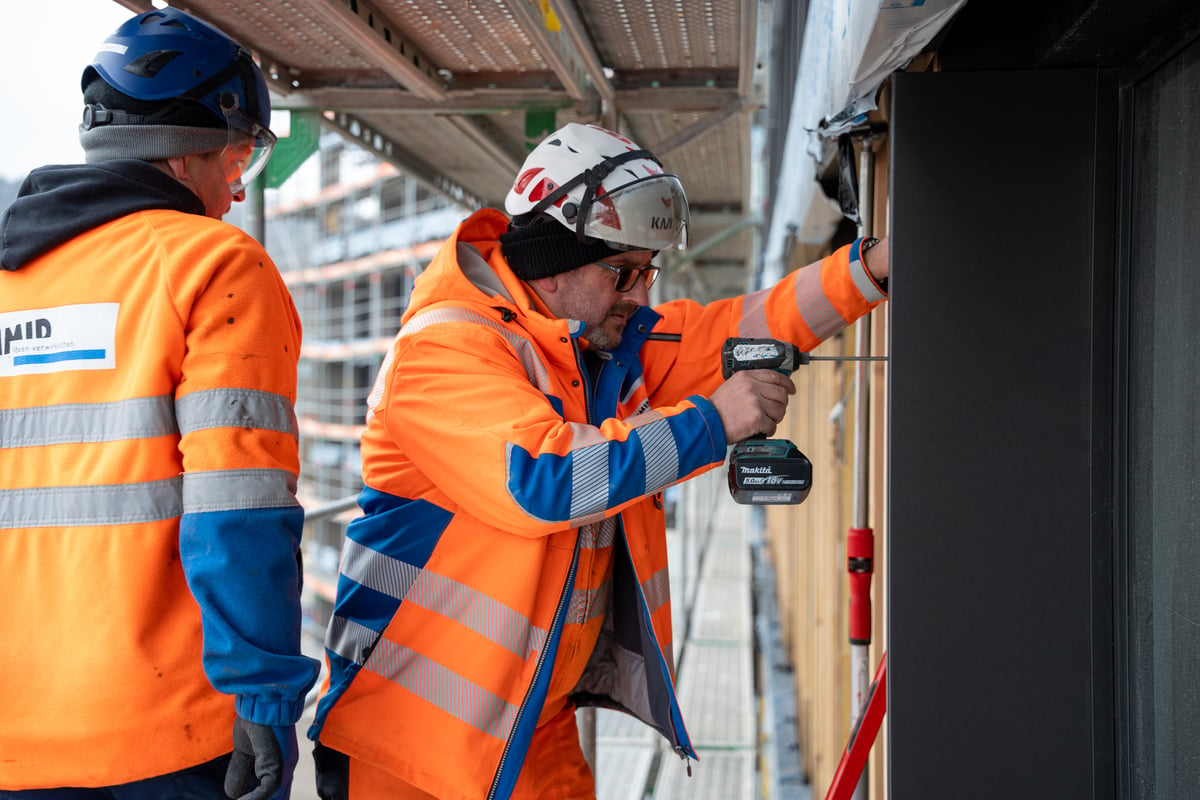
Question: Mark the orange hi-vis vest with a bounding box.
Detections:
[0,166,317,790]
[310,209,887,799]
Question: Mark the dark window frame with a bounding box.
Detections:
[1113,10,1200,798]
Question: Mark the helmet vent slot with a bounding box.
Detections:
[124,50,183,79]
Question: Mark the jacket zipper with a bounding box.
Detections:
[619,508,692,760]
[591,337,694,764]
[486,535,581,800]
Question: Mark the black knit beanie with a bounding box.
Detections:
[499,216,624,281]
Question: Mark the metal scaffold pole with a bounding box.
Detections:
[849,130,878,800]
[822,122,889,800]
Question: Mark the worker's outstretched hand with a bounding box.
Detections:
[864,236,889,282]
[225,717,298,800]
[709,368,796,444]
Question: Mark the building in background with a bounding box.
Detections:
[265,130,467,643]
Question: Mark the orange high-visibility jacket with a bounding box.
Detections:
[310,209,886,799]
[0,161,319,789]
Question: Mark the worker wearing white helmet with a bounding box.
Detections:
[505,122,689,253]
[308,121,889,800]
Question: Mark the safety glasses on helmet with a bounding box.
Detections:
[579,174,689,252]
[593,261,661,292]
[218,95,276,195]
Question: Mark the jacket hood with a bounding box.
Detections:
[1,160,205,271]
[402,208,548,326]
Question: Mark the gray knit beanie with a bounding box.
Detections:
[80,122,232,163]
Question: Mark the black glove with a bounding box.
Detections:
[225,717,298,800]
[313,742,350,800]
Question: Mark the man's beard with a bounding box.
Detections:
[585,300,639,351]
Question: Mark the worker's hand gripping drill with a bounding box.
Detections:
[715,338,814,505]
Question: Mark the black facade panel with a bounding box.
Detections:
[888,70,1114,798]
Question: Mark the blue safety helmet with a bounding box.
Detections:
[80,7,275,192]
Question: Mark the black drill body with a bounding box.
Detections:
[721,338,814,505]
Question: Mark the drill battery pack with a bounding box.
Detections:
[727,437,813,505]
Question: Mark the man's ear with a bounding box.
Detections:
[163,156,190,182]
[525,273,565,318]
[529,274,560,294]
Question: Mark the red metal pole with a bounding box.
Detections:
[824,653,888,800]
[848,526,874,647]
[846,524,874,799]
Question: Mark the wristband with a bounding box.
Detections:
[859,237,886,292]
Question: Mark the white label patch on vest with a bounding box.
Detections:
[0,303,119,376]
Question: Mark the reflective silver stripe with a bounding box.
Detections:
[792,262,845,340]
[182,468,298,513]
[365,347,395,422]
[340,538,549,659]
[407,570,547,659]
[0,395,176,449]
[567,579,611,626]
[0,476,182,529]
[365,638,520,741]
[739,264,851,341]
[565,414,681,521]
[642,566,671,617]
[339,537,420,601]
[620,372,645,406]
[738,287,772,338]
[569,423,610,519]
[176,388,298,437]
[630,411,679,493]
[402,307,554,393]
[850,244,887,303]
[577,519,616,550]
[326,614,381,665]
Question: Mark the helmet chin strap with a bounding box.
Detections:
[526,149,659,242]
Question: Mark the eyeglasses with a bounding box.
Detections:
[593,261,661,292]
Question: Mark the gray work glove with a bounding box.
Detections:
[225,717,299,800]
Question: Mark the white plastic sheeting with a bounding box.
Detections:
[760,0,966,284]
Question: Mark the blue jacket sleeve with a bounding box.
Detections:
[180,504,320,726]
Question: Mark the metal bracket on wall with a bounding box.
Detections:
[837,123,889,227]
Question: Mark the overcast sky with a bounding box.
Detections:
[0,1,139,182]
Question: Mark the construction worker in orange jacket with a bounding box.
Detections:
[308,122,889,800]
[0,8,318,799]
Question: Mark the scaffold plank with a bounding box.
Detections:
[676,641,756,749]
[691,576,753,643]
[595,743,657,800]
[653,748,756,800]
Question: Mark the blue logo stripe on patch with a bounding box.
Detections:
[14,349,106,365]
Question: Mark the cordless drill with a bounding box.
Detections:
[721,338,813,505]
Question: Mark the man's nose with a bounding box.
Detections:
[622,278,650,305]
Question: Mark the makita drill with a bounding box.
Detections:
[721,338,813,505]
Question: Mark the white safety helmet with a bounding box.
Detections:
[505,123,689,251]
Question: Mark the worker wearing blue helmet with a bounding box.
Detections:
[78,6,278,208]
[0,7,317,800]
